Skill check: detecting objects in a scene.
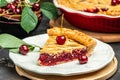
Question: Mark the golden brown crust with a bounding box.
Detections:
[40,36,86,55]
[58,0,120,16]
[47,27,96,54]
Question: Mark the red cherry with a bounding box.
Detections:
[7,4,16,10]
[78,55,88,64]
[19,44,29,55]
[0,8,5,13]
[32,3,40,11]
[111,0,117,5]
[7,3,11,9]
[14,8,22,14]
[56,35,66,45]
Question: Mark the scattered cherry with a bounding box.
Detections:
[78,55,88,64]
[32,3,40,11]
[19,44,29,55]
[56,35,66,45]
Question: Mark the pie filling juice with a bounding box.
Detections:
[38,49,87,66]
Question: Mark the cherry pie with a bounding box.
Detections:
[58,0,120,16]
[38,27,96,66]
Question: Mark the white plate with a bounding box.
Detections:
[9,34,115,76]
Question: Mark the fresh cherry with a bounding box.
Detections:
[78,55,88,64]
[56,35,66,45]
[19,44,29,55]
[9,4,16,10]
[7,3,11,9]
[111,0,117,5]
[32,3,40,11]
[14,8,22,14]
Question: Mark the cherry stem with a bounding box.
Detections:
[36,0,41,3]
[60,14,64,35]
[0,9,10,16]
[29,44,42,49]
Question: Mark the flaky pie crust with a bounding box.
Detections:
[47,27,97,55]
[40,36,86,55]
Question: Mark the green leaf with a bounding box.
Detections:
[20,6,38,33]
[0,0,7,7]
[10,48,19,53]
[41,2,59,20]
[28,45,35,51]
[0,34,26,48]
[29,0,37,3]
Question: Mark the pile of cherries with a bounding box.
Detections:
[0,0,40,14]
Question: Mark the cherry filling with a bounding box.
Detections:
[38,49,87,66]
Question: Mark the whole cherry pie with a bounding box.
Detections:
[58,0,120,16]
[38,27,96,66]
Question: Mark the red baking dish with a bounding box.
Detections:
[53,0,120,33]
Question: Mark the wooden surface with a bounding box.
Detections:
[49,17,120,43]
[15,57,117,80]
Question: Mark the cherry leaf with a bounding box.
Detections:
[20,6,38,33]
[41,2,59,20]
[0,0,7,7]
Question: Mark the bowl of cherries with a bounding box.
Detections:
[0,0,43,38]
[0,0,58,38]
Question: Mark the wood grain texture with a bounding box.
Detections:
[49,17,120,43]
[15,57,117,80]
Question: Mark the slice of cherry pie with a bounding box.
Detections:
[38,27,96,66]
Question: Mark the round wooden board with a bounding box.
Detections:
[15,57,118,80]
[49,17,120,43]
